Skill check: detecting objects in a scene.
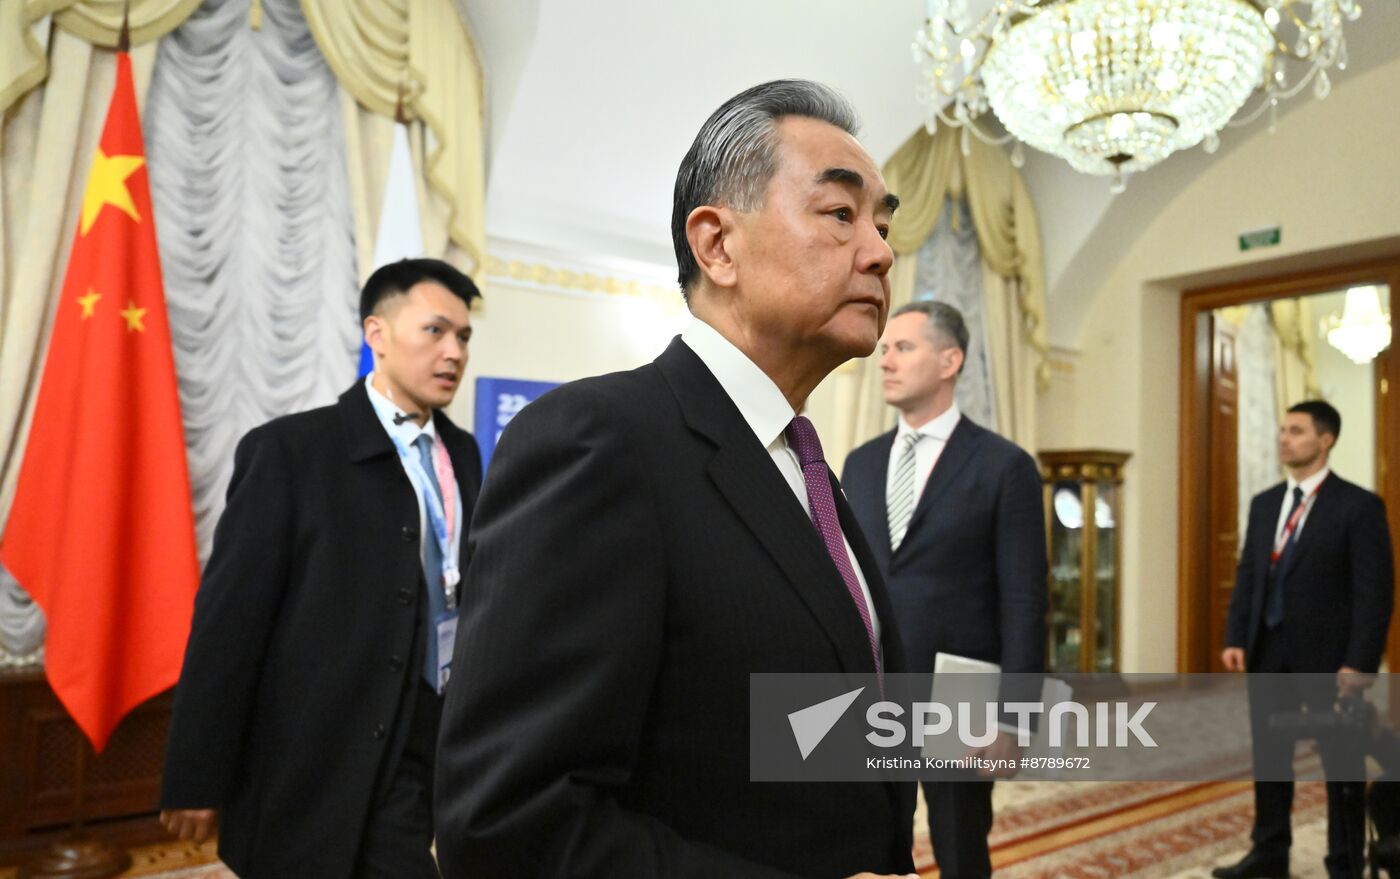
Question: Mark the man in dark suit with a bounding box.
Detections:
[1215,400,1394,879]
[159,258,483,878]
[842,300,1047,879]
[434,80,916,879]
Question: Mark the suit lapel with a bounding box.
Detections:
[832,473,911,817]
[836,484,899,668]
[860,432,897,572]
[898,417,979,555]
[655,339,878,676]
[1249,483,1286,632]
[339,381,399,463]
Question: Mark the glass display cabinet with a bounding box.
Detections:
[1037,450,1131,673]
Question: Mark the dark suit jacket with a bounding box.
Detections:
[434,338,915,878]
[161,382,481,878]
[1225,472,1393,673]
[841,417,1047,677]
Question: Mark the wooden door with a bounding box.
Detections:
[1205,319,1240,672]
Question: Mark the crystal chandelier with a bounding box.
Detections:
[1323,286,1392,364]
[914,0,1362,191]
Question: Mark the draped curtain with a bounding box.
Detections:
[1270,298,1322,413]
[835,125,1049,456]
[911,198,998,432]
[1232,304,1283,540]
[145,0,359,561]
[1,0,488,667]
[0,0,200,116]
[302,0,486,277]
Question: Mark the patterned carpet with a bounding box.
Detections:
[0,781,1339,878]
[915,780,1333,878]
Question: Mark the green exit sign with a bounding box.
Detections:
[1239,226,1281,251]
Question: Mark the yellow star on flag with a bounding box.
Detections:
[80,150,145,236]
[78,290,102,319]
[120,301,148,333]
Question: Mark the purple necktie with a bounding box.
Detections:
[785,415,882,678]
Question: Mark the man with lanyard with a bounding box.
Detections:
[1216,400,1394,879]
[160,258,482,878]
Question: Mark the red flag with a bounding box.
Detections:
[1,53,199,752]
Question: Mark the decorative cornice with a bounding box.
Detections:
[483,237,683,311]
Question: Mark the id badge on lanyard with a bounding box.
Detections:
[1271,483,1322,565]
[391,435,460,608]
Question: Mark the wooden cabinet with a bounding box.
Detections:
[1038,450,1130,673]
[0,670,168,842]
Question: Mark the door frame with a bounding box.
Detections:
[1177,257,1400,672]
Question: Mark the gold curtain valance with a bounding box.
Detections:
[882,126,1050,388]
[300,0,487,273]
[1,0,200,115]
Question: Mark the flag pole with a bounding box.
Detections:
[20,4,136,872]
[5,0,199,867]
[17,736,133,879]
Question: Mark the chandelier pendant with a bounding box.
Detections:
[1323,286,1392,365]
[915,0,1361,189]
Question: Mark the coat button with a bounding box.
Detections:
[401,525,418,542]
[397,587,413,605]
[372,724,386,740]
[388,656,404,672]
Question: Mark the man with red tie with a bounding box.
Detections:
[1215,400,1394,879]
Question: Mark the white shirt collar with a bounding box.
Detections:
[365,374,437,446]
[897,402,962,443]
[1287,465,1330,497]
[680,319,796,449]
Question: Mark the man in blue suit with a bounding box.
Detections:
[1215,400,1394,879]
[842,300,1047,879]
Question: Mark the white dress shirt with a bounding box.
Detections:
[886,402,962,510]
[365,375,462,569]
[681,319,880,645]
[1273,465,1330,547]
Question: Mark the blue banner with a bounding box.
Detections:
[474,377,560,472]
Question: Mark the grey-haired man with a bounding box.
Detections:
[435,80,917,878]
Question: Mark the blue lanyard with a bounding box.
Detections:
[390,434,461,608]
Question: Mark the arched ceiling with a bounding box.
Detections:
[460,0,1399,345]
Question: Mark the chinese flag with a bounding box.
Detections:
[0,53,199,752]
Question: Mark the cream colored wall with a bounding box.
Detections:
[443,279,689,430]
[1066,55,1400,671]
[1037,346,1080,452]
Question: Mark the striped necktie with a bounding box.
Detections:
[887,432,923,552]
[414,434,448,687]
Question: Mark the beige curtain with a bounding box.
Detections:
[838,125,1049,454]
[1270,298,1322,413]
[339,90,469,281]
[981,266,1037,448]
[302,0,486,275]
[0,28,159,531]
[1,0,198,116]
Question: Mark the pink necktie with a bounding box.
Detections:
[432,435,457,540]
